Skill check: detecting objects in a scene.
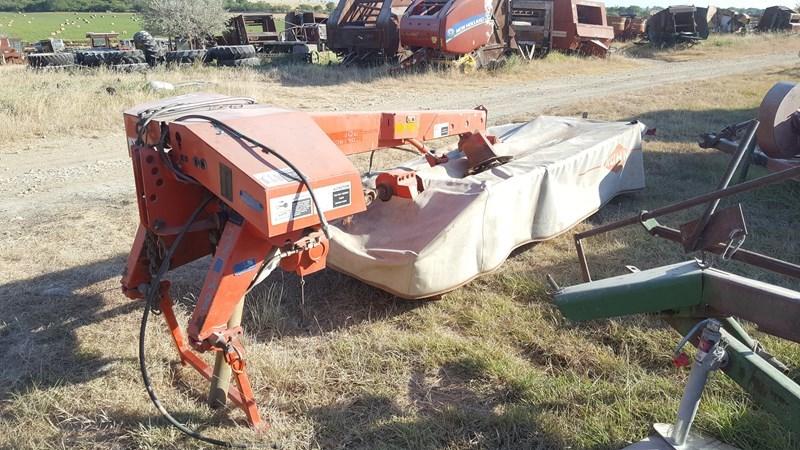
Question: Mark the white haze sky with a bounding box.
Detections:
[605,1,794,7]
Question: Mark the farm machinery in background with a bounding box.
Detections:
[25,31,153,69]
[607,13,646,41]
[120,91,644,443]
[644,5,714,46]
[700,81,800,176]
[327,0,414,64]
[219,12,329,63]
[329,0,614,67]
[551,81,800,449]
[0,36,24,65]
[709,8,750,34]
[398,0,613,69]
[756,5,800,33]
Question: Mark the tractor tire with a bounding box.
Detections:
[77,50,115,67]
[27,52,75,68]
[208,45,256,62]
[108,50,146,65]
[133,30,162,67]
[217,57,261,67]
[165,49,207,65]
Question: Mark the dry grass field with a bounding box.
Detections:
[1,35,799,449]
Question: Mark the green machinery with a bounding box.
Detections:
[550,89,800,448]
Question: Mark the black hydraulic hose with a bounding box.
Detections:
[137,195,274,448]
[173,114,331,239]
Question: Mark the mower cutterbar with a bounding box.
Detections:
[121,93,495,429]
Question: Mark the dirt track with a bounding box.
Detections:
[1,51,796,220]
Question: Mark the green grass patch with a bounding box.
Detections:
[0,12,142,43]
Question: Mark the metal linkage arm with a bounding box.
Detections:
[309,109,490,158]
[573,164,800,282]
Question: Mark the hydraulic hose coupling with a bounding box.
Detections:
[671,319,727,446]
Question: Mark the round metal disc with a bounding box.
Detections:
[757,81,800,158]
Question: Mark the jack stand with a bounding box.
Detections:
[624,319,738,450]
[208,297,245,408]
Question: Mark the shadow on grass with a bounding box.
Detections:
[240,267,424,341]
[251,57,403,87]
[0,255,139,401]
[308,363,561,450]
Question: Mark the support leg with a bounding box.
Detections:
[157,291,263,428]
[209,297,245,408]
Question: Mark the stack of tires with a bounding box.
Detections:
[165,49,207,65]
[27,52,75,69]
[75,49,148,71]
[206,45,260,67]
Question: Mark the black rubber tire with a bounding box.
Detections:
[77,50,115,67]
[208,45,256,61]
[109,50,146,65]
[27,52,75,68]
[217,57,261,67]
[165,49,207,65]
[134,30,162,67]
[78,50,145,67]
[107,50,147,66]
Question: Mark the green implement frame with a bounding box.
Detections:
[553,260,800,435]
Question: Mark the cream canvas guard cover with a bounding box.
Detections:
[328,116,646,299]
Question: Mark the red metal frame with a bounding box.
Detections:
[121,95,495,428]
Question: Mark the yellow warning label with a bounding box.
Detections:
[394,122,419,135]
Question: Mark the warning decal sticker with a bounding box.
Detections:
[269,182,352,226]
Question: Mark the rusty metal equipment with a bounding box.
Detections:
[398,0,614,69]
[122,93,501,443]
[221,13,281,46]
[709,8,750,34]
[551,116,800,447]
[86,32,121,49]
[327,0,413,64]
[507,0,555,59]
[551,0,614,56]
[219,12,329,62]
[756,6,800,33]
[645,5,713,46]
[607,14,646,41]
[0,37,24,65]
[700,81,800,176]
[32,38,66,53]
[284,11,328,45]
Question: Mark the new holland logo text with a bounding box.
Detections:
[445,13,491,42]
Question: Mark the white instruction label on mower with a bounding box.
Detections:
[254,167,301,187]
[433,123,449,138]
[269,182,352,226]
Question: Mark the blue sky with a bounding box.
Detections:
[605,1,794,7]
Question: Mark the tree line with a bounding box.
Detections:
[0,0,337,13]
[0,1,771,16]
